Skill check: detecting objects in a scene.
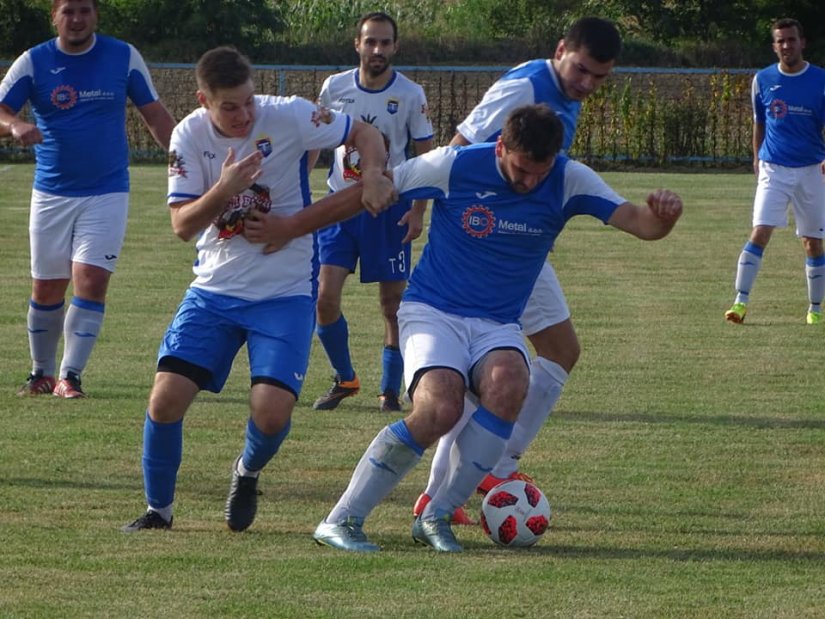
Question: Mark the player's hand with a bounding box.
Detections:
[218,147,263,196]
[243,209,292,254]
[360,168,397,217]
[646,189,683,224]
[10,120,42,147]
[399,204,425,244]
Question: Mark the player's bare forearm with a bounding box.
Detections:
[400,199,427,243]
[347,121,396,214]
[247,184,365,254]
[139,100,176,151]
[608,189,683,240]
[0,104,42,146]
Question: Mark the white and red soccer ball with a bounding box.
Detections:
[480,479,551,547]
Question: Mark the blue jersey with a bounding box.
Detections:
[393,144,625,323]
[457,59,581,152]
[752,62,825,167]
[0,34,160,196]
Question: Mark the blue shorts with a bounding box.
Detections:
[317,199,412,283]
[157,287,315,396]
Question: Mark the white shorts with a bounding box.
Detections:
[753,161,825,238]
[398,301,530,394]
[519,261,571,336]
[29,189,129,279]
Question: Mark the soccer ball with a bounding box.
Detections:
[480,479,551,547]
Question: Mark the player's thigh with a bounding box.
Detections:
[245,295,315,398]
[521,261,571,336]
[157,288,247,393]
[790,164,825,239]
[469,321,529,396]
[753,162,793,228]
[398,301,473,391]
[29,190,77,279]
[72,192,129,272]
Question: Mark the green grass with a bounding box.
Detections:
[1,164,823,618]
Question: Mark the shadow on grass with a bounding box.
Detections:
[559,410,825,430]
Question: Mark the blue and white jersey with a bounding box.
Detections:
[167,95,352,302]
[752,62,825,167]
[393,144,625,323]
[0,34,160,196]
[319,68,433,191]
[456,59,581,152]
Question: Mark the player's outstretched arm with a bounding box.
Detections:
[246,183,367,254]
[170,147,263,241]
[137,100,176,151]
[0,104,42,146]
[345,120,397,216]
[607,189,683,240]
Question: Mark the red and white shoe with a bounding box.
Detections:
[53,372,87,399]
[413,492,476,526]
[476,470,535,496]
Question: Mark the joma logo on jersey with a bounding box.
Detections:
[51,84,77,110]
[462,205,496,238]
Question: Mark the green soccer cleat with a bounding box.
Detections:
[313,517,380,552]
[725,302,747,324]
[412,514,463,553]
[806,310,823,325]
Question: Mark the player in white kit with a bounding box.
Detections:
[121,46,395,533]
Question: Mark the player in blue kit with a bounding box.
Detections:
[311,12,434,414]
[121,47,394,533]
[724,18,825,325]
[0,0,175,398]
[272,104,681,552]
[414,17,622,520]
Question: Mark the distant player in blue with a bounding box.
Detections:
[415,17,622,522]
[311,12,434,414]
[0,0,175,398]
[293,104,682,553]
[725,18,825,325]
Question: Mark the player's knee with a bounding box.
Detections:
[315,294,342,324]
[530,329,580,373]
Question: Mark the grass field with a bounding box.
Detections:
[1,163,823,618]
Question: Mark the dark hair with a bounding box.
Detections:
[196,46,253,93]
[356,11,398,42]
[771,18,804,40]
[52,0,98,12]
[564,16,622,63]
[501,104,564,162]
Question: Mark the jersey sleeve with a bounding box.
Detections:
[409,84,434,142]
[317,76,333,107]
[456,78,534,144]
[0,52,34,113]
[126,44,160,107]
[393,146,455,200]
[292,97,352,151]
[561,160,626,223]
[167,120,205,205]
[751,74,765,124]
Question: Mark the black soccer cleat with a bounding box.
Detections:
[312,375,360,410]
[224,455,260,532]
[121,510,172,533]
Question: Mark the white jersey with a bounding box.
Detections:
[167,95,351,301]
[319,68,432,191]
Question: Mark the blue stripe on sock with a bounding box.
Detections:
[30,299,65,312]
[471,406,514,440]
[806,255,825,267]
[71,297,105,313]
[388,419,425,456]
[743,241,764,258]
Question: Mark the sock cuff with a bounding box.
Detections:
[316,314,347,336]
[30,299,65,311]
[471,406,514,440]
[71,297,105,313]
[743,241,764,258]
[532,356,569,385]
[388,420,425,456]
[145,411,183,432]
[806,255,825,268]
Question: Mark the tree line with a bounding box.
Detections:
[0,0,823,66]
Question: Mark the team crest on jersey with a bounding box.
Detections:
[215,183,272,240]
[769,99,788,119]
[255,134,273,157]
[311,106,334,127]
[51,84,77,110]
[462,205,496,238]
[386,98,399,115]
[167,150,187,178]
